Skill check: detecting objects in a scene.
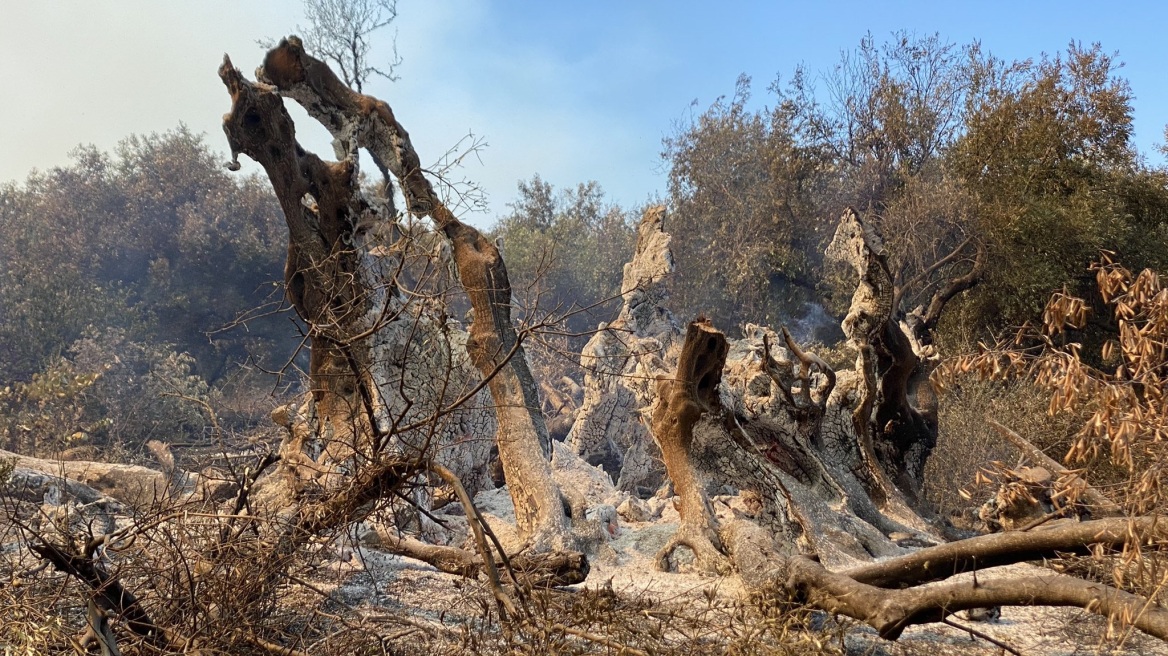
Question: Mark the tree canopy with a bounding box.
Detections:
[661,34,1168,347]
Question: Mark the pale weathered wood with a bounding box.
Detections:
[254,38,570,549]
[1,448,231,505]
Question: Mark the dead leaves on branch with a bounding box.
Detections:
[936,256,1168,513]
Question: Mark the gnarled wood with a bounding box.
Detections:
[0,448,231,506]
[650,319,733,573]
[567,205,678,493]
[221,46,501,520]
[254,37,570,549]
[372,530,588,587]
[644,207,1168,644]
[625,210,948,574]
[722,515,1168,642]
[781,545,1168,641]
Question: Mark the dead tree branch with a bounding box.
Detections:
[988,418,1123,517]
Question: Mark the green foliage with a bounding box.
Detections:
[664,34,979,332]
[663,76,826,330]
[490,175,636,337]
[0,127,292,385]
[0,328,209,455]
[952,44,1168,329]
[70,327,210,450]
[0,357,104,455]
[663,34,1168,347]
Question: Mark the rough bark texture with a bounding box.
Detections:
[442,218,570,546]
[648,323,1168,642]
[841,516,1168,588]
[372,530,589,587]
[567,206,678,494]
[650,319,734,573]
[652,317,930,571]
[778,540,1168,641]
[634,209,949,574]
[560,208,947,573]
[569,209,939,537]
[224,38,574,553]
[220,52,494,514]
[634,207,1168,644]
[826,208,925,502]
[720,514,1168,642]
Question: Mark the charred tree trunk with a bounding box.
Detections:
[568,207,945,568]
[651,317,921,571]
[216,38,580,558]
[219,59,600,627]
[718,514,1168,642]
[650,319,734,572]
[882,234,987,501]
[252,37,569,547]
[441,221,570,546]
[647,314,1168,642]
[637,208,1168,643]
[826,208,928,503]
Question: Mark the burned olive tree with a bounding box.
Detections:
[10,40,597,653]
[566,205,678,494]
[638,209,935,573]
[217,37,588,562]
[617,207,1168,642]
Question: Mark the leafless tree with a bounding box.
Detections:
[298,0,401,92]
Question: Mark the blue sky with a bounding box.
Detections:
[3,1,1165,226]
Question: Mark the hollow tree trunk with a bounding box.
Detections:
[881,234,987,501]
[568,208,941,519]
[602,208,938,572]
[229,37,571,549]
[220,54,496,508]
[650,314,1168,641]
[30,54,593,647]
[651,317,924,571]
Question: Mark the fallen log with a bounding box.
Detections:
[842,516,1168,588]
[0,448,232,506]
[371,530,588,587]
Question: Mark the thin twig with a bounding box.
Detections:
[942,617,1026,656]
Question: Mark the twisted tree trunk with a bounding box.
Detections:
[630,208,938,571]
[639,207,1168,643]
[218,38,579,559]
[650,310,1168,642]
[567,206,677,494]
[252,37,569,548]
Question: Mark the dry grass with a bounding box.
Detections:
[924,377,1084,519]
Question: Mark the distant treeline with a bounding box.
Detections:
[498,35,1168,354]
[0,127,294,453]
[3,34,1168,455]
